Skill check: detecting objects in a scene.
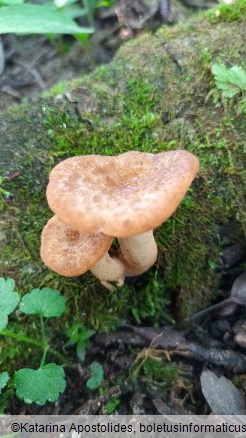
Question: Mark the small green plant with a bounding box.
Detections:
[0,176,12,211]
[105,396,120,414]
[131,355,179,388]
[129,340,179,388]
[86,361,104,390]
[0,277,67,405]
[65,322,95,361]
[209,63,246,114]
[212,63,246,98]
[207,0,246,23]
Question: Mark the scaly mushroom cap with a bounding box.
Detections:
[46,150,199,238]
[40,215,112,276]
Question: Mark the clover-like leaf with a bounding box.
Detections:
[19,288,66,317]
[14,363,66,405]
[86,361,104,390]
[212,63,246,98]
[229,66,246,89]
[0,371,10,391]
[0,277,20,329]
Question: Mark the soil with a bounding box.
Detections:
[0,0,215,111]
[8,314,246,415]
[1,0,246,416]
[0,33,116,112]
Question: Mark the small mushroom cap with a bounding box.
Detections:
[40,216,112,276]
[47,150,199,238]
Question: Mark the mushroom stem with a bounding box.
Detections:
[90,253,126,292]
[118,230,158,277]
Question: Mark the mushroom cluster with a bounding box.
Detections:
[40,150,199,290]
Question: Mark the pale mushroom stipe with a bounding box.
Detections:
[41,150,199,289]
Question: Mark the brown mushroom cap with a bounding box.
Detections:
[46,150,199,238]
[40,215,112,277]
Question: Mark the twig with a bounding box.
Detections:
[76,385,121,414]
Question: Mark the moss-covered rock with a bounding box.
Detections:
[0,1,246,329]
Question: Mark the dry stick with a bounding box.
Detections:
[14,60,47,90]
[173,343,246,373]
[76,385,122,415]
[93,327,246,373]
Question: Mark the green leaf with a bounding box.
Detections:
[65,323,95,361]
[76,341,87,362]
[66,323,95,346]
[86,361,103,390]
[99,0,115,6]
[0,4,94,34]
[14,363,66,405]
[61,5,87,19]
[0,0,24,5]
[0,371,10,391]
[212,63,246,98]
[0,314,8,331]
[20,288,66,317]
[230,66,246,89]
[0,278,20,329]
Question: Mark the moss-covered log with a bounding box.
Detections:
[0,1,246,328]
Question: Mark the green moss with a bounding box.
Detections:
[199,47,212,66]
[207,0,246,23]
[41,110,232,322]
[143,358,179,387]
[44,81,68,97]
[44,77,163,158]
[0,10,245,415]
[1,11,246,353]
[36,21,246,320]
[130,356,179,388]
[156,25,179,42]
[232,374,246,389]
